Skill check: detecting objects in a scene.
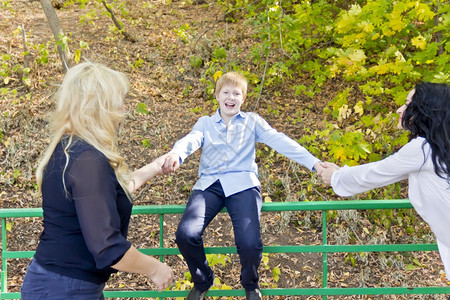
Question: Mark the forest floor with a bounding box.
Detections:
[0,0,449,299]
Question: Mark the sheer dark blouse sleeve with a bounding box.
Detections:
[65,149,132,270]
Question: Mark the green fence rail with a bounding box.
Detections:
[1,200,449,299]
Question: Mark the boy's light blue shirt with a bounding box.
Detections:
[170,109,321,197]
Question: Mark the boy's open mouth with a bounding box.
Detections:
[225,103,235,109]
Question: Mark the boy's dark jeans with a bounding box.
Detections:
[175,181,263,292]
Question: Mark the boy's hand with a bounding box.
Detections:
[162,153,180,173]
[313,162,327,174]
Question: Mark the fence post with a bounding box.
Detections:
[322,210,328,300]
[1,217,8,295]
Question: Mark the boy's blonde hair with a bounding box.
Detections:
[36,61,132,199]
[215,72,248,100]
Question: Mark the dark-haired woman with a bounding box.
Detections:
[319,82,450,279]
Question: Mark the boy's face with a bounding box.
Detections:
[216,84,245,123]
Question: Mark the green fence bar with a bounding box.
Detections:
[1,199,450,299]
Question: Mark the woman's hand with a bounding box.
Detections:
[147,261,174,292]
[151,154,172,176]
[161,153,180,173]
[317,162,340,185]
[111,246,174,292]
[129,154,175,193]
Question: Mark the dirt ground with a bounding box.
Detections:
[0,0,449,299]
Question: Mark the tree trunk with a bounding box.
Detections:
[40,0,71,72]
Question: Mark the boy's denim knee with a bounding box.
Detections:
[237,240,263,258]
[175,224,202,249]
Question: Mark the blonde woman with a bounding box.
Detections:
[21,61,173,299]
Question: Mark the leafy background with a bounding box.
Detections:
[0,0,449,298]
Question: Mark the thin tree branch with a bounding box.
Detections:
[102,0,137,43]
[278,0,293,60]
[434,0,443,55]
[253,6,271,111]
[21,24,34,68]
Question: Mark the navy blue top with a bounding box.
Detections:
[34,136,132,283]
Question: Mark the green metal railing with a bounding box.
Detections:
[1,200,449,299]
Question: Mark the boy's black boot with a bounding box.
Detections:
[245,288,262,300]
[186,287,208,300]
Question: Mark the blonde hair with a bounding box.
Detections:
[215,72,248,100]
[36,61,132,199]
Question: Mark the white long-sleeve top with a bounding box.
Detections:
[331,137,450,276]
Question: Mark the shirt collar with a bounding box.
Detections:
[213,109,247,123]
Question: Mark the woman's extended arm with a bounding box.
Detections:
[128,154,168,194]
[327,138,426,196]
[111,246,174,292]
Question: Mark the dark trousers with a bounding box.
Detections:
[175,181,263,292]
[21,259,105,300]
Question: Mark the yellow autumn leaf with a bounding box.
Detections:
[416,3,435,21]
[337,56,351,66]
[6,222,13,232]
[354,101,364,116]
[334,147,345,160]
[338,104,351,121]
[411,35,427,50]
[371,33,380,40]
[337,14,354,33]
[348,49,366,62]
[374,63,389,75]
[359,21,374,33]
[213,71,223,82]
[337,5,361,33]
[386,12,404,34]
[395,50,406,62]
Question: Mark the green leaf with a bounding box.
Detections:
[136,103,149,114]
[405,264,417,271]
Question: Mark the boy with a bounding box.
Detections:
[162,72,325,300]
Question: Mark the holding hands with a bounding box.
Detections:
[316,162,340,185]
[161,153,181,173]
[128,154,178,193]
